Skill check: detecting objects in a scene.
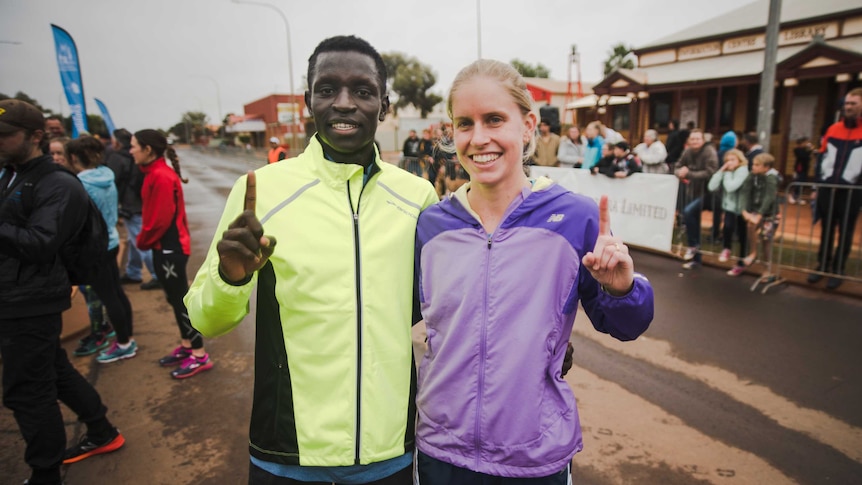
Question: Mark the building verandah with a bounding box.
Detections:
[581,1,862,177]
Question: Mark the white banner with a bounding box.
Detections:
[530,167,679,252]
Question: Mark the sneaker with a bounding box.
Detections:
[73,332,110,357]
[683,247,697,261]
[682,261,699,270]
[727,265,745,277]
[171,354,213,379]
[62,428,125,464]
[807,273,823,284]
[159,346,192,367]
[96,341,137,364]
[826,277,843,290]
[140,279,162,291]
[718,248,731,263]
[119,275,142,284]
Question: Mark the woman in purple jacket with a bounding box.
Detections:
[414,59,654,484]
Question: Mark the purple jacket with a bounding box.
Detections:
[415,182,654,477]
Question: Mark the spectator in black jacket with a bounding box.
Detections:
[664,119,688,170]
[0,99,124,485]
[105,128,160,290]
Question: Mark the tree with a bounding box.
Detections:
[169,111,209,144]
[510,59,550,78]
[0,91,107,136]
[603,43,637,76]
[382,52,443,118]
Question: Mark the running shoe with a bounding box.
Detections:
[171,354,213,379]
[96,341,137,364]
[683,247,697,261]
[727,265,745,277]
[73,332,110,357]
[158,346,192,367]
[718,248,731,263]
[682,261,699,270]
[62,428,125,464]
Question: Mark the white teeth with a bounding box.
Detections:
[332,123,357,130]
[472,154,499,163]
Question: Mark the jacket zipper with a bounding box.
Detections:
[475,231,493,464]
[347,180,366,465]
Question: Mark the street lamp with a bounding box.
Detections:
[476,0,482,59]
[190,75,222,123]
[232,0,298,154]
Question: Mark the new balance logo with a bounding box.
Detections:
[547,214,565,223]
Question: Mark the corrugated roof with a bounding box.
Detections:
[628,36,862,86]
[638,0,862,51]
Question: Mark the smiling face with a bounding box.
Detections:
[451,75,535,192]
[305,51,389,164]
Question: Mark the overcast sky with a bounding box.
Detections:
[1,0,757,131]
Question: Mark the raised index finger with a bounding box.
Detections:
[598,195,611,236]
[244,170,257,213]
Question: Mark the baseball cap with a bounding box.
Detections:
[614,141,630,152]
[269,136,279,144]
[0,99,46,134]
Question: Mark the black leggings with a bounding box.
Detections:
[90,247,134,344]
[722,212,748,258]
[152,249,203,349]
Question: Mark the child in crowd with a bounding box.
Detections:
[708,149,750,274]
[734,153,780,276]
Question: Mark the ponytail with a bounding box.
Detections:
[166,146,188,184]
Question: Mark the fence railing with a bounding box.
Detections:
[673,180,862,294]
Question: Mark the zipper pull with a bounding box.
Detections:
[487,233,492,249]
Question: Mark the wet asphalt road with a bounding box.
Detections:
[1,147,860,484]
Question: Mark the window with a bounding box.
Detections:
[650,93,672,130]
[613,106,630,132]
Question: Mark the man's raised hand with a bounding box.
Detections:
[216,170,276,283]
[581,195,634,295]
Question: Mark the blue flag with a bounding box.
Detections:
[94,98,115,135]
[51,24,88,138]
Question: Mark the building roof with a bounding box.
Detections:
[594,36,862,93]
[524,77,595,96]
[638,0,862,51]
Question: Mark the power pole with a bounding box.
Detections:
[756,0,782,152]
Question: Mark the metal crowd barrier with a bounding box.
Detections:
[399,156,426,178]
[671,180,862,294]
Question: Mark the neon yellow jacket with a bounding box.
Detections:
[185,137,439,467]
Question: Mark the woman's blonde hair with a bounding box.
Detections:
[444,59,536,163]
[723,148,747,170]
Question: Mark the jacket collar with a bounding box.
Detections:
[139,157,166,174]
[304,136,382,187]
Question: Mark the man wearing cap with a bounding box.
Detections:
[267,136,288,164]
[0,99,124,485]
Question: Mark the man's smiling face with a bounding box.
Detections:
[306,51,389,163]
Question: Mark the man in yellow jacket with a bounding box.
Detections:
[185,35,438,484]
